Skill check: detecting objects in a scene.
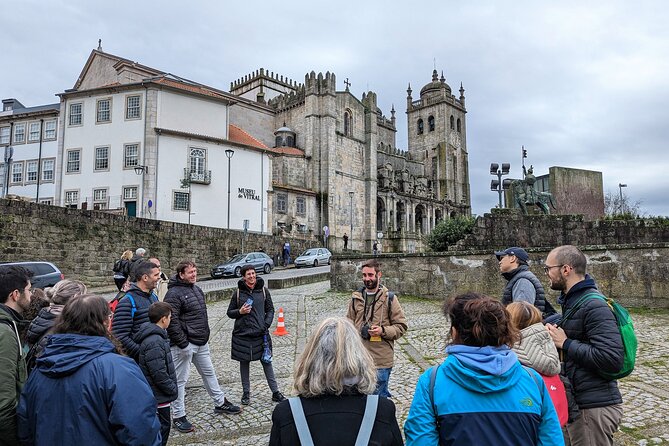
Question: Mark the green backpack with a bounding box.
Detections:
[559,292,637,380]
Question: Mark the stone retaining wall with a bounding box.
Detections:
[332,244,669,308]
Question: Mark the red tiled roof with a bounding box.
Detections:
[228,124,268,149]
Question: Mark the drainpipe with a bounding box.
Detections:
[261,151,264,233]
[36,119,44,202]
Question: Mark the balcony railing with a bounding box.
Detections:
[184,168,211,185]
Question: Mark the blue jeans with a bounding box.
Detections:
[374,368,393,397]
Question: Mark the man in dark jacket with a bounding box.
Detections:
[112,260,159,360]
[495,247,548,309]
[165,260,240,434]
[546,245,624,446]
[0,265,32,446]
[136,302,178,446]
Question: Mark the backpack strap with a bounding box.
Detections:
[354,395,379,446]
[429,362,441,421]
[558,292,602,327]
[288,397,314,446]
[124,293,137,319]
[521,365,544,404]
[387,291,394,323]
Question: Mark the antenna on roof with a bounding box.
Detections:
[97,39,103,51]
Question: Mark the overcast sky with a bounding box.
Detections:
[3,0,668,216]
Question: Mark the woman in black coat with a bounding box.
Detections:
[227,265,285,405]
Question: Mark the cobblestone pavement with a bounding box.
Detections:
[168,281,669,446]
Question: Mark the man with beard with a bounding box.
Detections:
[545,245,624,446]
[347,259,407,397]
[0,265,32,445]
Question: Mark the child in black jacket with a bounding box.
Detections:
[136,302,179,445]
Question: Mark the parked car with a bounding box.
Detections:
[294,248,331,268]
[0,261,64,289]
[211,252,274,278]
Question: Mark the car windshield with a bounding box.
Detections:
[302,249,318,256]
[227,254,245,263]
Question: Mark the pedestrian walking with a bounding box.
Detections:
[269,317,403,446]
[113,249,133,291]
[227,265,285,406]
[343,233,349,251]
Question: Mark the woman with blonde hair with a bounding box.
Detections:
[269,317,403,445]
[113,250,134,291]
[507,301,560,376]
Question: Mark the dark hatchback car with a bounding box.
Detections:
[211,252,274,278]
[0,261,64,289]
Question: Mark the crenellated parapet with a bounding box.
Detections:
[304,71,336,96]
[268,86,306,112]
[230,68,301,93]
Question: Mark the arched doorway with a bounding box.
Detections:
[396,201,405,230]
[415,204,426,234]
[376,197,386,232]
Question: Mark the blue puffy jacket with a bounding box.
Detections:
[17,333,161,446]
[404,345,564,446]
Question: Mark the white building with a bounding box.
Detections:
[56,49,273,232]
[0,99,59,203]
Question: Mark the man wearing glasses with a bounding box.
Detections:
[0,265,32,445]
[545,245,624,446]
[495,246,555,319]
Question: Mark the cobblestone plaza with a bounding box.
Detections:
[169,281,669,446]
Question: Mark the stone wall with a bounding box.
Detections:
[331,244,669,308]
[0,199,317,287]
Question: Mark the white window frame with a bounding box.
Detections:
[41,159,55,182]
[43,119,57,140]
[39,198,53,205]
[123,186,138,201]
[28,122,41,142]
[66,149,81,173]
[124,143,139,169]
[189,147,206,178]
[69,102,83,126]
[0,126,10,144]
[94,146,110,171]
[11,161,24,184]
[96,98,112,123]
[26,160,38,183]
[64,190,79,208]
[173,191,190,211]
[93,188,108,209]
[13,123,26,144]
[125,95,141,120]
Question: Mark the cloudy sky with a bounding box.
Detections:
[3,0,668,216]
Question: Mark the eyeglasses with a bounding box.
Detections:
[543,264,564,273]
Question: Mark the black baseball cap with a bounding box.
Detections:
[494,247,529,262]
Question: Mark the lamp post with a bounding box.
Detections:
[618,183,627,215]
[490,163,511,208]
[349,191,354,250]
[134,165,148,217]
[225,149,234,229]
[180,170,192,225]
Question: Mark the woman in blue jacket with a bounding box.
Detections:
[17,294,161,446]
[404,292,564,446]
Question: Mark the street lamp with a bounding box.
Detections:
[490,163,512,208]
[225,149,234,229]
[180,170,193,225]
[349,191,354,250]
[618,183,627,215]
[134,165,148,175]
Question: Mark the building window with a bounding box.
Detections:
[417,119,424,135]
[450,115,455,130]
[277,193,287,213]
[124,144,139,168]
[123,186,138,200]
[95,146,109,171]
[344,110,352,136]
[428,116,435,132]
[296,196,306,216]
[42,159,54,182]
[44,120,57,140]
[39,198,53,205]
[0,126,10,144]
[126,95,141,119]
[28,122,41,142]
[66,150,81,173]
[173,191,189,211]
[13,123,25,143]
[93,188,108,209]
[26,161,38,183]
[96,99,111,123]
[457,118,461,133]
[65,190,79,208]
[11,162,23,183]
[189,147,206,177]
[69,103,83,126]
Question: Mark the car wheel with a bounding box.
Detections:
[263,264,271,274]
[234,267,241,277]
[328,258,331,265]
[313,259,319,267]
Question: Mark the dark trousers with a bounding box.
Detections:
[113,276,126,291]
[158,405,171,446]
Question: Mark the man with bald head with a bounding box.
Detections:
[545,245,624,446]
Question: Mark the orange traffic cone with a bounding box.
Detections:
[273,307,289,336]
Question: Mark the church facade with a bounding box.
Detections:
[230,68,471,252]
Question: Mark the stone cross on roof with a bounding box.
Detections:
[344,78,351,91]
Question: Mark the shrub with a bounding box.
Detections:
[426,216,476,252]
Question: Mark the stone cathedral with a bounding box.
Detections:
[229,68,471,253]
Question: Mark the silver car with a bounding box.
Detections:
[211,252,274,278]
[294,248,331,268]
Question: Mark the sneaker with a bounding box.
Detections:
[272,391,286,403]
[241,392,250,405]
[173,416,194,433]
[214,398,241,415]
